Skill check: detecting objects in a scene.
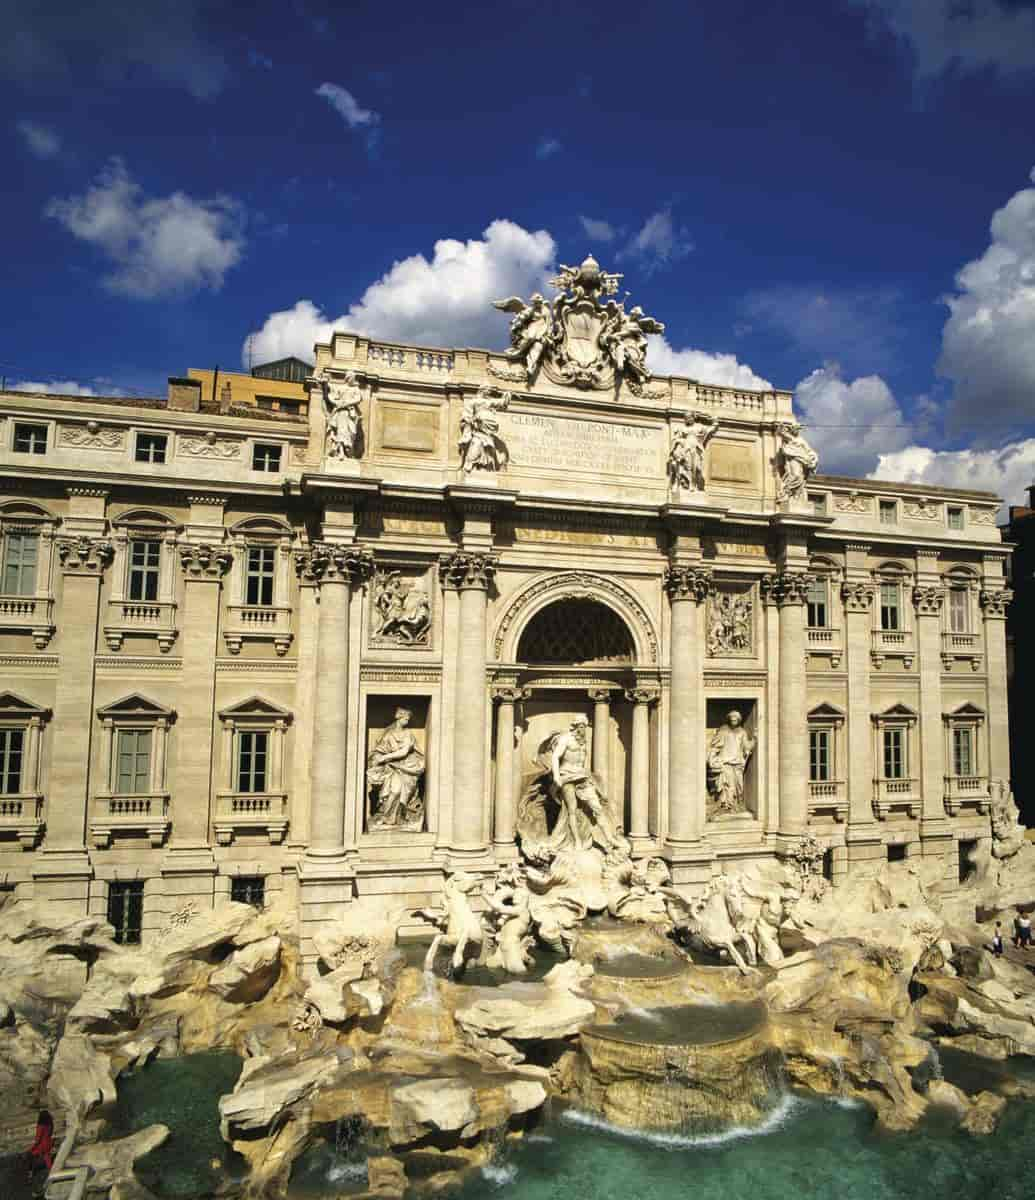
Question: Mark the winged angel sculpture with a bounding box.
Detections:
[493,255,665,390]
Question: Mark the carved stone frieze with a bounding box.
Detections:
[58,423,124,450]
[57,536,114,574]
[486,361,528,384]
[840,579,874,613]
[761,571,810,607]
[706,588,754,656]
[179,542,232,579]
[438,551,498,591]
[970,507,997,525]
[663,564,713,603]
[979,588,1013,618]
[912,585,944,616]
[904,498,940,520]
[833,492,870,513]
[370,567,431,645]
[179,433,241,459]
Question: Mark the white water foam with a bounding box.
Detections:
[482,1162,519,1187]
[525,1133,554,1144]
[560,1092,803,1149]
[327,1161,368,1184]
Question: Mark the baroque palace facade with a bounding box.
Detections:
[0,258,1011,963]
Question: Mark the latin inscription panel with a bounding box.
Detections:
[501,411,664,478]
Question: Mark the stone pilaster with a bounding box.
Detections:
[440,551,497,861]
[491,683,529,858]
[288,549,321,849]
[626,685,660,849]
[33,532,113,912]
[588,688,613,797]
[662,563,712,880]
[763,570,810,840]
[980,579,1012,783]
[913,557,949,844]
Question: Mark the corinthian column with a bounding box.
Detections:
[765,570,810,839]
[663,564,711,858]
[491,683,528,857]
[440,551,497,858]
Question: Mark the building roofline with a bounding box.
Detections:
[812,472,1000,503]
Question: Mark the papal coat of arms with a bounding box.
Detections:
[493,255,665,391]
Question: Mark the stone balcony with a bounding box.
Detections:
[223,604,293,656]
[806,626,842,668]
[103,599,178,653]
[0,794,44,848]
[940,632,982,672]
[872,778,920,820]
[943,775,991,816]
[90,793,170,848]
[0,593,55,648]
[808,779,847,822]
[214,791,288,845]
[871,629,914,669]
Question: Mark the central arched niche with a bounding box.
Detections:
[517,598,634,666]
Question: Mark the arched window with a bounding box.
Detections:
[517,599,634,665]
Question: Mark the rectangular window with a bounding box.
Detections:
[127,539,161,602]
[107,881,144,945]
[809,728,831,782]
[237,731,268,793]
[115,729,151,794]
[245,545,276,606]
[230,875,266,908]
[809,493,826,516]
[252,443,282,472]
[879,500,897,525]
[880,582,900,631]
[953,727,974,777]
[949,588,969,634]
[883,728,905,779]
[135,433,167,464]
[947,506,965,531]
[887,843,907,864]
[2,532,38,596]
[13,423,47,454]
[806,576,828,628]
[0,729,24,794]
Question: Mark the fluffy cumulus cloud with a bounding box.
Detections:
[619,209,693,273]
[792,363,912,477]
[0,0,227,98]
[870,440,1035,511]
[938,167,1035,437]
[578,216,617,243]
[646,338,772,391]
[16,120,61,159]
[853,0,1035,78]
[46,158,245,299]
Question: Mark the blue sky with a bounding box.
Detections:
[4,0,1035,500]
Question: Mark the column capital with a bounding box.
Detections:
[761,570,810,607]
[178,541,233,580]
[294,543,374,587]
[912,584,944,616]
[625,685,660,705]
[587,687,614,703]
[56,535,114,575]
[438,550,498,591]
[841,579,874,612]
[979,587,1013,618]
[491,684,530,704]
[664,563,712,602]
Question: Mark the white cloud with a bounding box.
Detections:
[315,82,380,130]
[578,216,617,243]
[10,379,91,395]
[246,219,557,362]
[938,167,1035,437]
[46,158,245,300]
[793,363,913,477]
[619,209,693,273]
[646,337,772,391]
[853,0,1035,78]
[870,439,1035,513]
[535,136,562,160]
[16,120,61,159]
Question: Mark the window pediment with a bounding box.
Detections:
[229,516,293,539]
[111,509,180,531]
[945,702,985,721]
[97,693,175,721]
[808,702,846,722]
[0,691,51,719]
[218,695,292,722]
[873,702,918,722]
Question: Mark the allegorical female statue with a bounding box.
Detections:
[458,385,511,472]
[367,707,425,830]
[707,709,757,816]
[323,372,363,459]
[775,421,819,502]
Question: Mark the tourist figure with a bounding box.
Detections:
[26,1109,54,1181]
[992,923,1004,957]
[458,385,511,473]
[1019,910,1032,949]
[367,707,426,830]
[775,421,819,502]
[323,372,363,459]
[707,710,757,815]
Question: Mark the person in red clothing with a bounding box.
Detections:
[26,1109,54,1179]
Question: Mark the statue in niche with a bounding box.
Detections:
[668,413,718,493]
[371,568,431,644]
[775,421,819,502]
[493,293,552,379]
[322,372,363,459]
[706,591,753,656]
[458,385,511,472]
[516,716,629,860]
[707,709,756,816]
[367,706,426,831]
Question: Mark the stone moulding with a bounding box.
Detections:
[493,570,659,663]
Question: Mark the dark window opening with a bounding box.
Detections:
[135,433,167,464]
[958,839,977,884]
[252,443,282,472]
[245,545,276,606]
[231,875,266,908]
[108,880,144,944]
[128,539,161,602]
[0,728,24,794]
[13,423,47,454]
[237,731,269,793]
[887,843,907,864]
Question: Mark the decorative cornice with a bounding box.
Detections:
[95,656,182,671]
[663,564,713,603]
[0,653,59,669]
[912,585,944,615]
[761,570,810,607]
[186,494,229,508]
[841,579,874,613]
[293,543,374,587]
[360,667,441,683]
[179,542,232,579]
[57,535,114,574]
[438,550,498,591]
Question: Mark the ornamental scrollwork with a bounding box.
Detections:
[179,542,232,579]
[663,564,713,604]
[294,543,374,587]
[57,536,114,574]
[438,551,498,591]
[979,588,1012,618]
[840,580,874,613]
[912,585,944,616]
[761,571,810,607]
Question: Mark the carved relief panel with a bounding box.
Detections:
[369,565,433,648]
[706,583,755,657]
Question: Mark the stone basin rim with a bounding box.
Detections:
[582,1001,769,1049]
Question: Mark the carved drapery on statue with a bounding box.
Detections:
[367,705,426,831]
[458,386,511,472]
[315,371,364,460]
[706,588,754,656]
[668,414,718,494]
[707,710,757,817]
[775,422,819,502]
[493,255,665,391]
